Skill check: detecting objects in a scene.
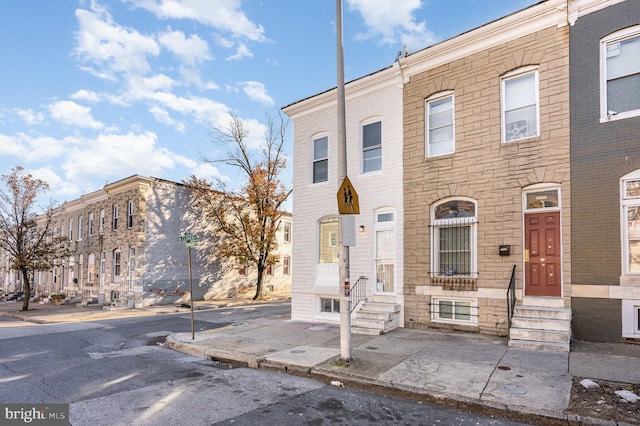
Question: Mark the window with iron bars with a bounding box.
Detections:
[430,199,478,279]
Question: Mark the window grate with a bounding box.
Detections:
[430,217,477,278]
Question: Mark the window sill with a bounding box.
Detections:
[430,277,477,291]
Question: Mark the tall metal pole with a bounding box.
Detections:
[188,246,195,340]
[336,0,352,362]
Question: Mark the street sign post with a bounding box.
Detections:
[337,176,359,215]
[178,232,198,339]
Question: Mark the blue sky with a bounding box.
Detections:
[0,0,538,209]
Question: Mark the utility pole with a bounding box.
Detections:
[336,0,352,363]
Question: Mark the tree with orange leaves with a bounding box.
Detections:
[186,113,292,300]
[0,167,75,311]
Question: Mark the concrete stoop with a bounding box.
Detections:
[351,294,400,335]
[508,305,571,352]
[108,293,135,310]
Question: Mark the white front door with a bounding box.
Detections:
[375,229,395,293]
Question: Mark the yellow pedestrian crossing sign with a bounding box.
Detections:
[337,176,359,215]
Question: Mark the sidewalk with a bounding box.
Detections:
[2,299,639,424]
[165,317,640,425]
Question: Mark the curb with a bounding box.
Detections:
[166,333,623,426]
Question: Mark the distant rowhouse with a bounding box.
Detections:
[0,175,291,306]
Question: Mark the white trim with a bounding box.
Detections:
[622,299,640,338]
[431,296,478,325]
[430,197,478,279]
[599,26,640,122]
[425,91,455,158]
[501,67,540,143]
[522,184,564,299]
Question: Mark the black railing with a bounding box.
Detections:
[350,276,368,313]
[506,265,517,328]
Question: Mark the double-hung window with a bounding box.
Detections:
[112,205,118,230]
[426,93,454,157]
[313,136,328,183]
[127,201,134,228]
[602,27,640,120]
[88,213,94,236]
[621,171,640,274]
[502,68,539,142]
[430,199,478,278]
[362,121,382,173]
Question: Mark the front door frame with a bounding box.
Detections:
[523,184,563,298]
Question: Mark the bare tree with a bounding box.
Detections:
[0,167,75,311]
[186,113,292,300]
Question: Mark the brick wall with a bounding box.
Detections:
[403,24,571,334]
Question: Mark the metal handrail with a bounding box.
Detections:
[506,265,517,328]
[350,276,368,313]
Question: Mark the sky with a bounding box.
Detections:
[0,0,539,211]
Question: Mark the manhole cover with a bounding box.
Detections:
[497,365,511,370]
[290,349,306,354]
[501,385,527,395]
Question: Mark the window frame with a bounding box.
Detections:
[283,256,291,276]
[501,67,540,143]
[312,135,329,184]
[362,120,382,174]
[127,201,134,228]
[600,26,640,122]
[112,249,121,282]
[431,297,478,325]
[318,217,339,264]
[319,297,340,314]
[283,221,291,243]
[99,209,105,234]
[621,170,640,275]
[426,92,455,157]
[78,216,83,241]
[88,213,94,236]
[430,198,478,279]
[112,205,118,230]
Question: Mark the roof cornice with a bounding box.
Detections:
[401,0,568,79]
[282,63,402,119]
[568,0,629,25]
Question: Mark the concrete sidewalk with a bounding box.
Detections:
[2,299,639,424]
[165,316,640,425]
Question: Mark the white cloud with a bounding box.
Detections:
[14,108,45,125]
[239,81,274,107]
[74,4,160,78]
[0,132,73,162]
[48,101,104,129]
[346,0,435,49]
[159,29,211,65]
[70,89,102,103]
[128,0,266,42]
[60,130,185,181]
[226,42,253,61]
[149,105,186,132]
[28,167,80,197]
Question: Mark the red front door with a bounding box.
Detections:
[524,212,561,297]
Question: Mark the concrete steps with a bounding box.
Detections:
[508,305,571,352]
[351,295,400,335]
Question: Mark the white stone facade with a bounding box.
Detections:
[283,65,404,324]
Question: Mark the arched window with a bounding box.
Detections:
[319,217,339,263]
[430,198,478,278]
